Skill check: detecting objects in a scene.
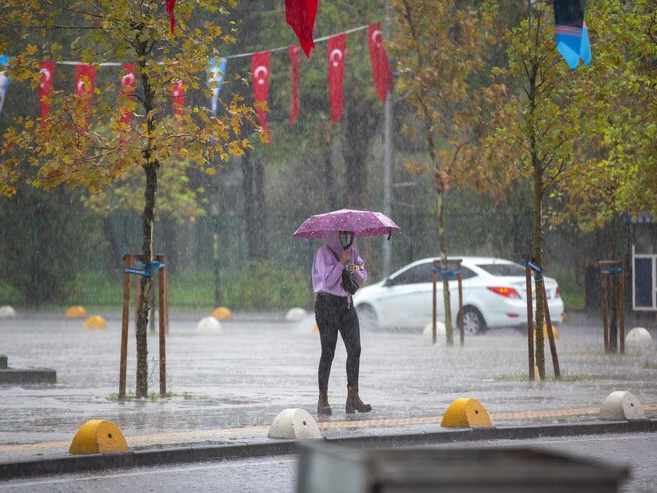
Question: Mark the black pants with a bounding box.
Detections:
[315,293,361,393]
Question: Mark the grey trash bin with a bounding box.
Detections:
[296,441,629,493]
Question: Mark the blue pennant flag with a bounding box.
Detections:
[208,58,227,117]
[553,0,591,70]
[0,55,11,119]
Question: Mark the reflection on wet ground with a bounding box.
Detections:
[0,312,655,460]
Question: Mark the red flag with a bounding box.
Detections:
[368,23,394,103]
[119,63,136,126]
[75,63,95,129]
[171,79,185,118]
[38,61,55,119]
[251,51,271,144]
[327,34,346,124]
[166,0,177,34]
[289,46,300,127]
[285,0,318,58]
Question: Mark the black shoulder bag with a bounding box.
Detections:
[329,249,360,295]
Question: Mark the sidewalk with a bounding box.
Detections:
[1,310,656,471]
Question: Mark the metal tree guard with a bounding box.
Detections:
[432,259,464,346]
[599,260,625,354]
[523,258,560,380]
[120,253,169,400]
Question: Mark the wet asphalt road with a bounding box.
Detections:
[1,433,656,492]
[1,310,656,462]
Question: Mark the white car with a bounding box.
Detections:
[353,256,564,333]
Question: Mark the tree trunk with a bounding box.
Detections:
[253,157,267,258]
[344,108,373,209]
[532,148,545,380]
[323,154,338,210]
[241,153,256,259]
[609,216,618,353]
[438,189,453,346]
[136,162,158,399]
[135,37,158,400]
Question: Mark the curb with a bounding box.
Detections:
[2,419,656,481]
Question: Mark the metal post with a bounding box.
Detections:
[157,254,167,398]
[619,266,625,354]
[456,259,464,347]
[600,266,609,353]
[524,257,535,381]
[541,278,560,379]
[382,0,393,278]
[213,233,220,307]
[432,260,437,345]
[119,254,133,401]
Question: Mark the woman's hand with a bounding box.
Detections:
[340,250,350,265]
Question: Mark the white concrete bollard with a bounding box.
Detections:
[268,408,322,439]
[423,321,446,339]
[599,391,645,420]
[196,316,222,333]
[625,327,653,353]
[0,306,16,318]
[285,307,308,321]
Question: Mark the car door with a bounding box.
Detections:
[378,262,436,327]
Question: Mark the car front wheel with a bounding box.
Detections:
[356,304,379,331]
[461,307,486,335]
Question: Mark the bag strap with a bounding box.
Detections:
[328,247,342,263]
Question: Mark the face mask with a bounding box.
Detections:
[339,232,354,250]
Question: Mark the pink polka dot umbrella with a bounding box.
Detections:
[293,208,400,239]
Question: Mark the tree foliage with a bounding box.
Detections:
[0,0,255,398]
[390,0,496,344]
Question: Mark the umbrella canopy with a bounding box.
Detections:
[293,208,400,239]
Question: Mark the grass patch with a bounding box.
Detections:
[494,373,589,382]
[0,281,21,305]
[561,290,584,311]
[61,263,314,311]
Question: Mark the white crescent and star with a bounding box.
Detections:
[371,29,382,45]
[39,68,51,89]
[330,49,343,68]
[121,73,135,86]
[254,66,268,85]
[76,80,87,93]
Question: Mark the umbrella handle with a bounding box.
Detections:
[387,230,392,240]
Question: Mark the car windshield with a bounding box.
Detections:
[477,263,525,277]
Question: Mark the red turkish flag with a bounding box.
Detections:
[289,46,300,127]
[38,61,55,119]
[251,51,271,144]
[75,63,95,129]
[368,23,394,103]
[327,34,346,124]
[119,64,136,126]
[166,0,177,34]
[171,79,185,118]
[285,0,318,58]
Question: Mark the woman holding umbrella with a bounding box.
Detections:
[294,209,400,416]
[312,230,371,415]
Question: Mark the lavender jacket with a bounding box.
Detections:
[312,231,367,297]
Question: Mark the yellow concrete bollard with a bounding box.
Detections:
[211,307,232,320]
[441,398,492,428]
[84,315,107,330]
[66,305,87,318]
[534,324,559,340]
[69,419,129,454]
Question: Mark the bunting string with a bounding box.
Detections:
[0,22,393,144]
